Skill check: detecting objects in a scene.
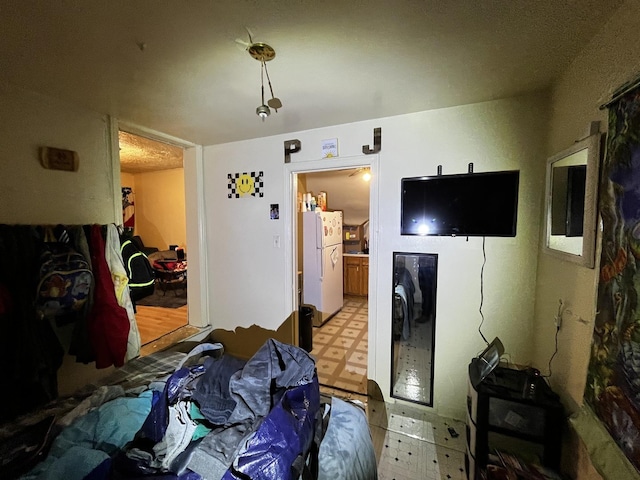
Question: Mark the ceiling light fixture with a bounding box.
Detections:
[248,42,282,121]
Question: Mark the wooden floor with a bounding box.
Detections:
[135,304,189,345]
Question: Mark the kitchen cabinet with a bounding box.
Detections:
[344,255,368,296]
[344,224,365,252]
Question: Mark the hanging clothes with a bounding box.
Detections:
[67,225,96,363]
[87,224,130,368]
[0,225,64,421]
[105,223,141,361]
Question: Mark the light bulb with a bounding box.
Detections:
[256,104,271,120]
[362,171,371,182]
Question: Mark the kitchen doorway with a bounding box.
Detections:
[294,165,372,396]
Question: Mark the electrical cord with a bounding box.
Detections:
[544,325,560,378]
[478,236,489,345]
[544,299,563,378]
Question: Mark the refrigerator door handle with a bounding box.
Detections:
[315,212,323,249]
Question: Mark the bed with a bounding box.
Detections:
[0,338,378,480]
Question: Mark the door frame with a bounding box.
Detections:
[283,154,380,385]
[112,120,210,329]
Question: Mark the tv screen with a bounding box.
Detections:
[401,170,519,237]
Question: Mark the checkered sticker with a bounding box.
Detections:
[228,171,264,198]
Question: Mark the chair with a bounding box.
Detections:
[131,235,159,256]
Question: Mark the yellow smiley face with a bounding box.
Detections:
[237,174,254,195]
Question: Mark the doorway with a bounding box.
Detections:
[118,129,190,346]
[294,165,372,396]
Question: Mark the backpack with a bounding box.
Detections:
[36,243,93,321]
[120,238,155,301]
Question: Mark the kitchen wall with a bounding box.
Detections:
[202,92,549,420]
[302,169,371,225]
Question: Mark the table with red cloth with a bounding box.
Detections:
[152,259,187,295]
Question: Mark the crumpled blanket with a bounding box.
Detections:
[187,339,316,479]
[20,390,153,480]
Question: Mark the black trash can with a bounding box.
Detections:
[299,304,314,353]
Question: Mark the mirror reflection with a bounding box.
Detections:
[392,252,436,406]
[544,132,601,268]
[548,149,588,255]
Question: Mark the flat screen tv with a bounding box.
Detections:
[401,170,519,237]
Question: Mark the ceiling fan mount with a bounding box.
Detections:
[248,42,276,62]
[237,29,282,118]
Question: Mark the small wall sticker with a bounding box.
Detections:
[322,138,338,158]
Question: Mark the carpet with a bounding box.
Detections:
[311,296,368,394]
[136,288,187,309]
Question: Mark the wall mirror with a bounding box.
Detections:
[543,132,602,268]
[392,252,437,406]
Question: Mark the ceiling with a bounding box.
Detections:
[118,131,184,173]
[0,1,623,150]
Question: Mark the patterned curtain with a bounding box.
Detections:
[587,86,640,472]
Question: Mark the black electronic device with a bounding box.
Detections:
[469,337,505,389]
[466,365,564,479]
[400,170,520,237]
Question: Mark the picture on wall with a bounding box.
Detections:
[122,187,135,231]
[228,171,264,198]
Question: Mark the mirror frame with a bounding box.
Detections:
[543,132,602,268]
[390,251,437,407]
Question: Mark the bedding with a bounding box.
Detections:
[0,339,377,480]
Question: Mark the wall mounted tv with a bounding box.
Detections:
[401,170,520,237]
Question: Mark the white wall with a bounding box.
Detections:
[0,81,118,225]
[532,0,640,412]
[0,82,122,393]
[203,92,549,420]
[532,2,640,478]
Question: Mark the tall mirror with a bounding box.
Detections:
[543,132,602,268]
[392,252,437,406]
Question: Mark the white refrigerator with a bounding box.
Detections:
[303,210,344,326]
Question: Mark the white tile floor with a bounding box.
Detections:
[393,318,433,402]
[368,398,467,480]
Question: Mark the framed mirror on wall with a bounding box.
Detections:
[391,252,437,406]
[543,132,603,268]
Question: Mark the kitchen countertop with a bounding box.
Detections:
[343,252,369,257]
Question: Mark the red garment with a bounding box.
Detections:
[87,224,130,368]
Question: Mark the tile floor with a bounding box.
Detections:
[393,315,433,402]
[316,296,466,479]
[311,296,369,394]
[321,385,468,480]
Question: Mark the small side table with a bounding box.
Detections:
[153,260,187,295]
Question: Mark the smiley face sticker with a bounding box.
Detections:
[228,171,264,198]
[236,173,254,196]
